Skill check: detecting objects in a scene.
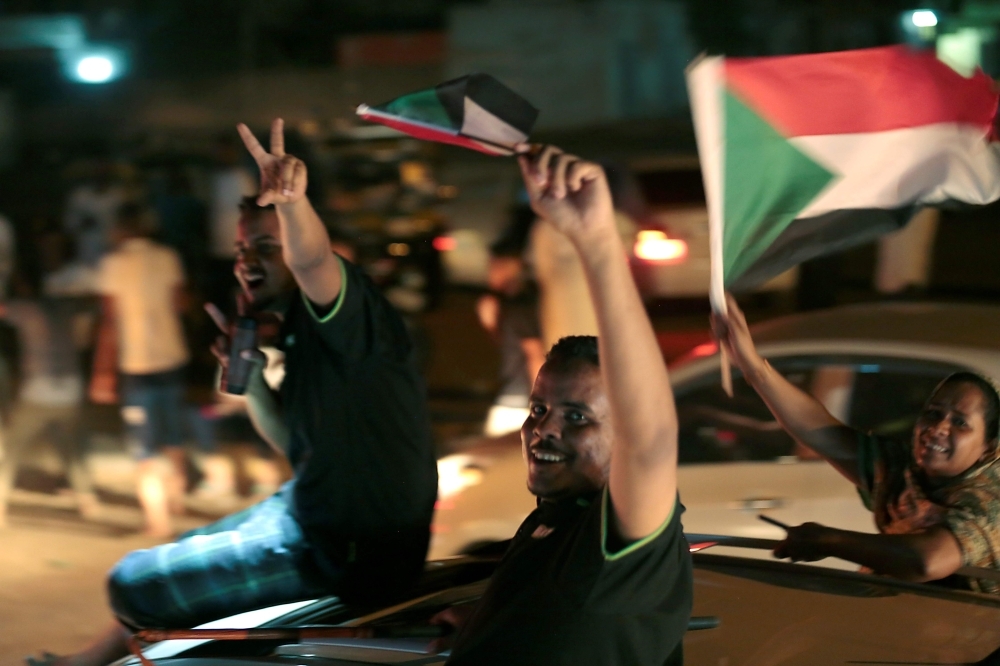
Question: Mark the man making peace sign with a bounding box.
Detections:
[33,120,438,666]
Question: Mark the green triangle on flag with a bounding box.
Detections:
[381,88,458,131]
[722,90,835,284]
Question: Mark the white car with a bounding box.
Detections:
[430,302,1000,563]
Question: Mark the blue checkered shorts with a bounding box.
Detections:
[108,482,341,628]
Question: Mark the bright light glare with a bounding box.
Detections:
[910,10,938,28]
[76,56,114,83]
[634,230,688,262]
[437,454,484,500]
[433,235,457,252]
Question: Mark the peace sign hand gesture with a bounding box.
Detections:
[237,118,307,207]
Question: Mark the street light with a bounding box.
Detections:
[75,55,114,83]
[910,10,939,28]
[63,48,125,84]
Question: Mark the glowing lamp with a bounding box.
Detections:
[910,10,938,28]
[75,55,115,83]
[433,235,458,252]
[634,230,688,263]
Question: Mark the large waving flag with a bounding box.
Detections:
[357,73,539,156]
[687,45,1000,304]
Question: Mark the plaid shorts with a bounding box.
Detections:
[108,481,340,628]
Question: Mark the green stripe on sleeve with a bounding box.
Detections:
[302,255,348,323]
[601,486,676,562]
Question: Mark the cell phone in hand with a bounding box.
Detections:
[758,514,789,531]
[223,317,258,395]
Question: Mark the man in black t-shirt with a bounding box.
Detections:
[436,146,692,665]
[33,119,438,666]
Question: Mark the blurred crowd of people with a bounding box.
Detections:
[0,137,291,536]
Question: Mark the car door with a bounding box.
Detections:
[674,357,875,556]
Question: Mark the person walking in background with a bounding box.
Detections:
[90,203,190,538]
[64,160,125,266]
[0,281,99,528]
[476,205,545,437]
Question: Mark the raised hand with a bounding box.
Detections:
[237,118,307,207]
[710,293,766,377]
[516,144,615,247]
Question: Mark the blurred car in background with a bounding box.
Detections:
[431,302,1000,563]
[113,544,1000,666]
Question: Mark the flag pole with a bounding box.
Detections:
[686,54,732,396]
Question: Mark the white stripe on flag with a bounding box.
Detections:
[686,55,727,313]
[461,97,528,147]
[792,123,1000,219]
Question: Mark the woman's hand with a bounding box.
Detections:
[237,118,308,207]
[711,293,767,379]
[516,144,616,248]
[773,522,835,562]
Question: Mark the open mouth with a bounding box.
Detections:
[530,448,569,465]
[921,439,950,456]
[242,271,266,290]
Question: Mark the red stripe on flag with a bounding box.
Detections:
[357,110,509,156]
[725,46,998,138]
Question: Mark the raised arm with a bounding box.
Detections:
[713,294,861,484]
[519,145,676,541]
[237,119,341,308]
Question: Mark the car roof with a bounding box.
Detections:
[750,302,1000,350]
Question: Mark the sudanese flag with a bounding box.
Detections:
[687,45,1000,298]
[357,73,539,156]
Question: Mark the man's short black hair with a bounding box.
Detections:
[546,335,599,369]
[238,195,275,219]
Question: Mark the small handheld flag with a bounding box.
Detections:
[357,73,539,156]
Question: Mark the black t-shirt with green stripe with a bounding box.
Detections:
[279,257,438,601]
[447,489,693,666]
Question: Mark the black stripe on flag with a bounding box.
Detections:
[434,73,539,136]
[730,207,916,292]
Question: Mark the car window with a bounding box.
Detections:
[675,358,814,464]
[846,358,965,439]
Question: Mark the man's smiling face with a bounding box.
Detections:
[521,360,612,501]
[234,209,296,311]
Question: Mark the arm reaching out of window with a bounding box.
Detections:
[712,294,861,484]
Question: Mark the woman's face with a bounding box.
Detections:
[913,381,993,479]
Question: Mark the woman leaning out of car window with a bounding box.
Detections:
[713,294,1000,594]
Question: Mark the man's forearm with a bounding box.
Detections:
[275,198,342,306]
[577,231,677,460]
[244,369,290,455]
[275,198,332,271]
